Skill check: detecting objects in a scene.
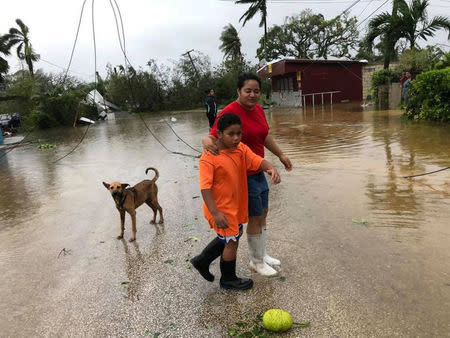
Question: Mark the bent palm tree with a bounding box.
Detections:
[235,0,268,51]
[4,19,40,76]
[398,0,450,48]
[219,24,243,63]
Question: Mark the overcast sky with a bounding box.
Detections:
[1,0,449,81]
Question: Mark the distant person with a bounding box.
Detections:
[399,72,408,90]
[402,71,412,106]
[205,89,217,129]
[191,113,280,290]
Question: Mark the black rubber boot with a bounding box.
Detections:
[190,237,225,282]
[219,258,254,290]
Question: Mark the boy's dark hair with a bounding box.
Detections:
[237,73,261,90]
[217,113,241,132]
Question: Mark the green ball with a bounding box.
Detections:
[263,309,293,332]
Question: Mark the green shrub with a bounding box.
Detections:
[24,109,56,129]
[396,47,444,75]
[404,67,450,122]
[371,68,402,103]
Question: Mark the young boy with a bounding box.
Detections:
[191,113,280,290]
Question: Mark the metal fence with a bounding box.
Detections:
[302,91,341,107]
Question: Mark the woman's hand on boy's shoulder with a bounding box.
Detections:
[202,135,219,155]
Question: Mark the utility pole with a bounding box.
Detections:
[182,49,200,81]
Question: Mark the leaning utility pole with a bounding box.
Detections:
[182,49,200,81]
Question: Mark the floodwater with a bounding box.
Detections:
[0,104,449,337]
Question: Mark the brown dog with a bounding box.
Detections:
[103,167,164,242]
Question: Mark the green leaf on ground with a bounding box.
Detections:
[185,236,201,242]
[38,143,56,150]
[227,328,237,336]
[352,218,369,225]
[164,259,174,264]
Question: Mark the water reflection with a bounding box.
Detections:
[266,104,449,228]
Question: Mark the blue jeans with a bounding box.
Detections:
[247,172,269,217]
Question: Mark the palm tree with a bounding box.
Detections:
[235,0,268,51]
[219,24,243,63]
[4,19,39,76]
[398,0,450,49]
[0,35,10,83]
[365,0,403,69]
[365,0,450,68]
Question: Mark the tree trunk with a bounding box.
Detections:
[264,20,267,59]
[383,0,399,69]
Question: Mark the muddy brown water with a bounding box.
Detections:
[0,104,449,337]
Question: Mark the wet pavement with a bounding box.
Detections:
[0,104,449,337]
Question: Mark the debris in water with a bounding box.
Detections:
[57,248,71,258]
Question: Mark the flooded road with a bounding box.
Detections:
[1,104,449,337]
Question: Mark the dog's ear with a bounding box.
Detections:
[121,183,129,189]
[103,182,110,189]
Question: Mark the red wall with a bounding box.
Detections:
[271,62,363,104]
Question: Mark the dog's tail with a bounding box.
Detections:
[145,167,159,182]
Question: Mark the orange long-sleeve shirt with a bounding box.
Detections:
[199,143,263,237]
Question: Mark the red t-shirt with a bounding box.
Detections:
[210,101,269,176]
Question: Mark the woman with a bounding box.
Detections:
[202,73,292,276]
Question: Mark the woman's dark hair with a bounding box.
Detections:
[237,72,261,90]
[217,113,241,132]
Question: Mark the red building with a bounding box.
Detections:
[257,58,366,107]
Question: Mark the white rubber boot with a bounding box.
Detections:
[247,234,278,276]
[262,228,281,266]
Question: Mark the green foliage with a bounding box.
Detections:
[364,0,450,68]
[105,65,165,112]
[38,143,55,150]
[0,35,10,82]
[105,52,259,112]
[396,47,445,75]
[432,52,450,70]
[397,0,450,49]
[227,313,269,338]
[236,0,268,54]
[0,71,39,117]
[0,69,96,129]
[371,68,402,102]
[256,9,358,61]
[371,69,402,88]
[3,19,40,76]
[220,24,243,68]
[404,67,450,121]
